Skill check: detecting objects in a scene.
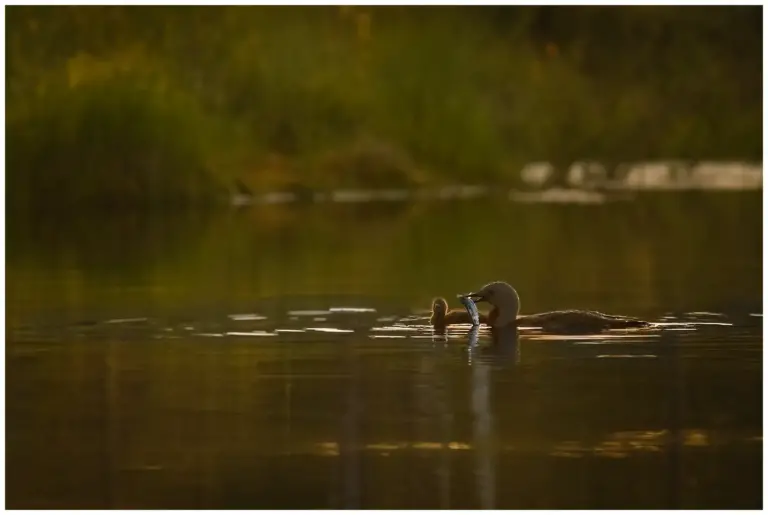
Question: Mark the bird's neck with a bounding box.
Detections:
[489,306,521,327]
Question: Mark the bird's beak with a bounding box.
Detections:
[466,291,486,303]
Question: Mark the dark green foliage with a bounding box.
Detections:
[6,6,761,209]
[8,77,219,210]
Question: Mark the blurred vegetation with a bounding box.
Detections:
[6,6,762,209]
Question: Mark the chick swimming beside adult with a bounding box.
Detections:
[431,281,649,334]
[430,297,488,329]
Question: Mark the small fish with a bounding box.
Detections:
[457,295,480,326]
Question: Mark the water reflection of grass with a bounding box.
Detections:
[7,193,761,323]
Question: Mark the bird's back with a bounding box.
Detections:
[516,310,648,333]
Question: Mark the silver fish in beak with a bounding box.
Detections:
[457,295,480,326]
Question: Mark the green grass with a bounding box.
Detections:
[6,6,761,210]
[7,70,223,209]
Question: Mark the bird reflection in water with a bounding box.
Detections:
[427,324,520,508]
[466,325,520,508]
[466,325,521,367]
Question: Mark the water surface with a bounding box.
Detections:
[6,192,762,509]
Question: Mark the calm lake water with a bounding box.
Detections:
[6,192,762,509]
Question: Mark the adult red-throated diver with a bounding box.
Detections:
[432,281,649,334]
